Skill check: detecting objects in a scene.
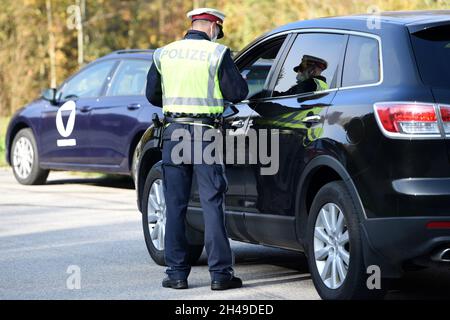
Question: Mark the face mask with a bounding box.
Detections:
[296,72,308,83]
[210,25,219,42]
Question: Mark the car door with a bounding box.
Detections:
[214,35,292,241]
[39,59,118,165]
[187,35,292,241]
[89,59,153,167]
[242,32,349,248]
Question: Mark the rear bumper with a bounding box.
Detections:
[393,178,450,197]
[389,178,450,218]
[361,217,450,278]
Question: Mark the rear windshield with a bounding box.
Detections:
[410,25,450,88]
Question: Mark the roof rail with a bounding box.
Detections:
[111,49,154,55]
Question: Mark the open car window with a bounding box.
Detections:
[238,36,287,100]
[272,33,347,98]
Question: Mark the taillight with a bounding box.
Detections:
[374,102,440,137]
[440,106,450,134]
[427,221,450,229]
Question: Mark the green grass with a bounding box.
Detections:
[0,117,10,167]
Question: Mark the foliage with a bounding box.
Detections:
[0,0,449,116]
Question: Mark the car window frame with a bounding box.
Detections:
[56,59,120,101]
[341,34,382,90]
[105,57,153,98]
[242,28,383,102]
[267,31,349,100]
[234,34,295,102]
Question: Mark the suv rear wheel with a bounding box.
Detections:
[306,181,387,300]
[141,163,204,266]
[11,128,49,185]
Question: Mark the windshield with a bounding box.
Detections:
[411,24,450,88]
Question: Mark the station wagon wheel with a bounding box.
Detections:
[13,136,34,180]
[11,128,49,185]
[141,163,204,266]
[306,181,387,300]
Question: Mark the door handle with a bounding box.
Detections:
[231,120,245,128]
[80,106,92,113]
[127,103,141,111]
[301,115,322,124]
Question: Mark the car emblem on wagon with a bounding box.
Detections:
[56,100,77,147]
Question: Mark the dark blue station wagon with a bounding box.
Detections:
[5,50,162,185]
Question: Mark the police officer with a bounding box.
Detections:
[146,8,248,290]
[273,55,329,97]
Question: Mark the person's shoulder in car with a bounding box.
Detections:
[274,75,327,97]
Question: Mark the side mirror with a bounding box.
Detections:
[240,69,250,80]
[223,104,239,119]
[41,88,57,105]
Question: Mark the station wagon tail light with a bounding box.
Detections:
[374,102,441,138]
[440,106,450,134]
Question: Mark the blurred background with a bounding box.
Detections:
[0,0,449,166]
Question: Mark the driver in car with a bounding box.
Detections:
[274,55,329,97]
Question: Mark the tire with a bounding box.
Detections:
[131,146,139,187]
[11,128,49,185]
[306,181,387,300]
[141,163,204,266]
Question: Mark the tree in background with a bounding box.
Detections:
[0,0,449,116]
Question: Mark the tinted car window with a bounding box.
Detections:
[108,59,152,96]
[342,36,380,87]
[59,60,116,100]
[411,25,450,88]
[239,38,285,99]
[273,33,347,97]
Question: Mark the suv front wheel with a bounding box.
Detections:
[306,181,387,300]
[141,163,204,266]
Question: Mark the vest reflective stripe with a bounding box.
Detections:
[153,49,162,73]
[154,40,227,115]
[161,105,224,114]
[163,97,224,106]
[314,78,329,91]
[208,45,226,102]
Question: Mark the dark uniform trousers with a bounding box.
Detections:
[162,123,234,282]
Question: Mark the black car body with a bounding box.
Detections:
[136,11,450,299]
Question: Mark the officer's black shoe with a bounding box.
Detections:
[211,276,243,291]
[162,277,188,289]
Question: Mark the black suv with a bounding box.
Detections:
[135,11,450,299]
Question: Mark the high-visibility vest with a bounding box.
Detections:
[313,78,329,91]
[153,39,228,116]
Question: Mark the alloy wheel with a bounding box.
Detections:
[147,179,166,250]
[313,202,350,289]
[13,137,34,179]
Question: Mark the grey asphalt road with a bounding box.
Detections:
[0,167,449,300]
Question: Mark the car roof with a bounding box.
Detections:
[265,10,450,36]
[98,49,154,61]
[351,10,450,24]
